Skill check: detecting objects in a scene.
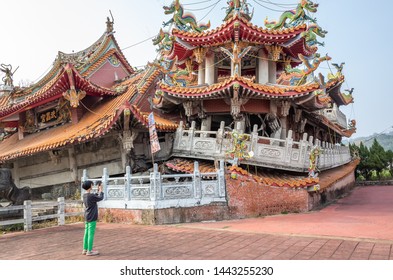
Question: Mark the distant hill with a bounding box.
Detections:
[346,131,393,151]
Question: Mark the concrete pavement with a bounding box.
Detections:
[1,185,393,260]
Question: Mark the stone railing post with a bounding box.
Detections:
[102,168,109,201]
[125,166,131,201]
[218,160,226,198]
[299,133,308,168]
[284,130,293,163]
[81,169,88,195]
[305,135,314,170]
[188,121,196,151]
[150,163,161,201]
[24,200,32,232]
[216,121,225,154]
[174,121,184,149]
[251,124,258,156]
[193,161,202,199]
[57,197,65,226]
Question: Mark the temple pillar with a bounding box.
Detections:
[258,48,269,84]
[201,116,211,131]
[70,107,80,124]
[280,116,287,140]
[268,60,277,83]
[205,52,215,85]
[231,60,240,77]
[198,62,205,85]
[270,100,277,115]
[68,147,78,182]
[12,160,20,187]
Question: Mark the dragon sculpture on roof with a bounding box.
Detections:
[223,0,253,22]
[301,23,328,47]
[264,0,318,29]
[277,53,331,86]
[162,0,210,33]
[152,28,174,54]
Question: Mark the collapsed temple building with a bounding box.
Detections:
[0,0,357,223]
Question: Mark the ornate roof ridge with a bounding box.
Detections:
[158,75,320,98]
[18,29,134,98]
[129,105,178,132]
[172,14,307,38]
[0,64,120,120]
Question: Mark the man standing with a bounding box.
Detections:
[82,180,104,256]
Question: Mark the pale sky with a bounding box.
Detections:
[1,0,392,138]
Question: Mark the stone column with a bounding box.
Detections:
[268,59,277,83]
[12,160,20,187]
[205,52,215,85]
[280,116,287,140]
[198,62,205,85]
[68,147,78,182]
[258,48,269,84]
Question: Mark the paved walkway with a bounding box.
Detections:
[1,185,393,260]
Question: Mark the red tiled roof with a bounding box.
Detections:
[158,75,320,99]
[0,64,118,120]
[0,73,144,162]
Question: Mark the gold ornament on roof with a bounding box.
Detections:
[265,45,282,61]
[193,47,207,64]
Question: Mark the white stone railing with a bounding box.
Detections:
[81,161,226,209]
[320,106,347,128]
[173,121,352,172]
[0,198,83,231]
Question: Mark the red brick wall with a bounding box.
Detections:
[226,174,309,218]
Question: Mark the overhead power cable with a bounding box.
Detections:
[121,35,157,51]
[183,0,213,6]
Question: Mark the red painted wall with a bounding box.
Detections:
[89,60,129,88]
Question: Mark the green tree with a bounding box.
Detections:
[386,150,393,176]
[369,139,388,179]
[357,142,371,179]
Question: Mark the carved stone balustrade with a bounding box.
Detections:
[81,162,226,209]
[173,121,352,173]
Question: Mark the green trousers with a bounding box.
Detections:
[83,221,97,251]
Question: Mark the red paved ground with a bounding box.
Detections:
[0,185,392,260]
[182,185,393,242]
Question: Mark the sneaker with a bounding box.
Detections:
[86,250,99,256]
[82,250,87,255]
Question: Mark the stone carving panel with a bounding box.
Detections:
[259,148,282,158]
[202,183,216,196]
[164,185,192,199]
[107,188,124,199]
[179,140,187,148]
[131,187,150,199]
[291,151,299,161]
[194,140,214,150]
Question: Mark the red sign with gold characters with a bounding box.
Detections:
[39,109,57,124]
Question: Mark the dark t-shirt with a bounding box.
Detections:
[83,192,104,222]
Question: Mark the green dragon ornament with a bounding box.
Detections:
[264,0,318,30]
[301,23,328,47]
[152,28,174,53]
[277,53,331,86]
[163,0,210,33]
